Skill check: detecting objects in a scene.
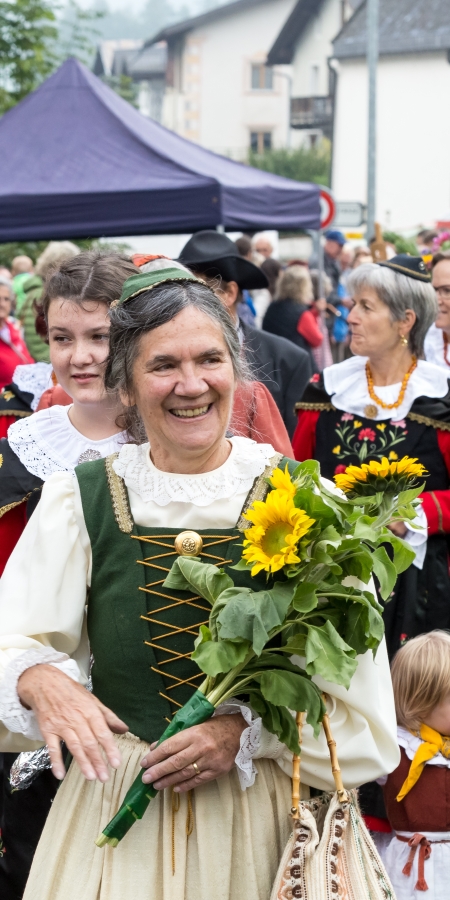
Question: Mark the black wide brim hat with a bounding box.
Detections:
[178,230,269,290]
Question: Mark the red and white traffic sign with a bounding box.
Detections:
[319,188,336,230]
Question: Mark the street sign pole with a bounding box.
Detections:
[366,0,379,243]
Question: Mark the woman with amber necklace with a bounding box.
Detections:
[293,254,450,657]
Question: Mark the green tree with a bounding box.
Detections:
[248,140,331,187]
[0,0,58,113]
[102,74,138,108]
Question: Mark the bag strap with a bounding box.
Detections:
[291,694,349,818]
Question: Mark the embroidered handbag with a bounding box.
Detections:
[270,704,396,900]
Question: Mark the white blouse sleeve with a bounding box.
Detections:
[0,472,91,752]
[253,638,399,791]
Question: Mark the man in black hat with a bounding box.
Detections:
[178,231,312,437]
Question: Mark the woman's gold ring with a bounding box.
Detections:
[192,761,201,776]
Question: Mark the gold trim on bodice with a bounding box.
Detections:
[133,531,241,718]
[103,448,284,719]
[105,453,133,533]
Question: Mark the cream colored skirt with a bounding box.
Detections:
[24,732,292,900]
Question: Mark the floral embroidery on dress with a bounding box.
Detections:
[332,412,408,468]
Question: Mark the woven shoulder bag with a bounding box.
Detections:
[270,702,395,900]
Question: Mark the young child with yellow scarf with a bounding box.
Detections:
[379,631,450,897]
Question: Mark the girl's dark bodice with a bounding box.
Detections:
[384,748,450,832]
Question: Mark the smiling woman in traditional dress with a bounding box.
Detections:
[293,255,448,658]
[0,266,398,900]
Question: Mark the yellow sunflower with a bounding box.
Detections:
[269,464,296,497]
[242,489,315,576]
[334,456,427,494]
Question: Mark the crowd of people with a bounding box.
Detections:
[0,229,449,900]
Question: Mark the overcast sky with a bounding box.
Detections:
[70,0,230,41]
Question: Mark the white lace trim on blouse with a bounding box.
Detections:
[112,436,276,507]
[214,700,262,789]
[0,648,81,742]
[8,405,127,480]
[12,362,53,410]
[323,356,449,422]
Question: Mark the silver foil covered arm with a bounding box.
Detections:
[10,745,52,790]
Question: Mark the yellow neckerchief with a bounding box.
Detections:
[396,723,450,802]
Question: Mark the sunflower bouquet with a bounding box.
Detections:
[97,455,425,848]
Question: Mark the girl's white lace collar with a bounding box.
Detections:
[112,436,276,507]
[397,726,450,769]
[323,355,449,422]
[12,362,53,411]
[8,405,127,480]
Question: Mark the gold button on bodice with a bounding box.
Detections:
[174,531,204,557]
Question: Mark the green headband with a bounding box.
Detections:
[115,269,204,307]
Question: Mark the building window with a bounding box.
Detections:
[250,131,272,154]
[251,64,273,91]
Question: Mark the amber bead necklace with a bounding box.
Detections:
[364,355,417,418]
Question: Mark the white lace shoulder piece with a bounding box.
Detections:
[8,406,127,480]
[112,436,276,507]
[8,408,73,479]
[323,356,449,421]
[12,362,53,411]
[0,648,82,742]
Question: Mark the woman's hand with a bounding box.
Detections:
[18,664,128,782]
[388,520,408,538]
[140,714,247,793]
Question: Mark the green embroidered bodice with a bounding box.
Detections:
[75,451,290,744]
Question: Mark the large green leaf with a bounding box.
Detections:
[164,557,233,605]
[343,602,384,656]
[380,533,416,574]
[292,583,319,613]
[353,516,379,542]
[304,620,357,688]
[259,670,325,737]
[293,488,337,524]
[192,627,250,676]
[217,583,293,655]
[372,546,398,600]
[248,691,301,754]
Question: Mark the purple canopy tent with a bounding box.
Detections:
[0,58,320,241]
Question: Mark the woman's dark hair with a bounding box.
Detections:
[105,279,249,442]
[35,250,139,338]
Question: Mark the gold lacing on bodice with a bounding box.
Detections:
[132,531,241,719]
[104,449,282,722]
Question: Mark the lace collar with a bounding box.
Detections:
[323,355,449,422]
[112,436,276,507]
[12,362,53,411]
[8,405,127,480]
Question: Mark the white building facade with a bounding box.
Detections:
[150,0,297,160]
[331,0,450,230]
[267,0,356,146]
